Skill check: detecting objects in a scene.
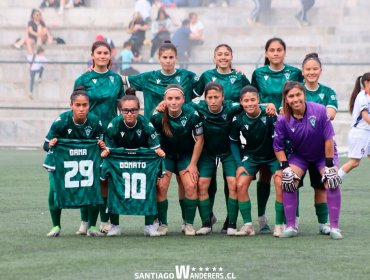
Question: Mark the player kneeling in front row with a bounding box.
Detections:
[229,86,284,237]
[273,82,343,239]
[43,87,108,237]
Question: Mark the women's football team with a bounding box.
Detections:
[44,37,370,240]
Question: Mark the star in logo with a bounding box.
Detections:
[199,267,203,272]
[205,267,210,272]
[212,267,217,272]
[191,267,196,272]
[218,267,223,272]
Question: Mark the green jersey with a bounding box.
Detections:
[304,83,338,111]
[43,139,103,208]
[101,148,164,215]
[251,64,303,110]
[195,69,251,102]
[229,108,277,162]
[45,110,104,142]
[191,100,241,156]
[105,114,160,149]
[150,104,203,156]
[127,69,199,118]
[74,69,124,128]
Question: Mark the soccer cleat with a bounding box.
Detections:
[196,226,212,235]
[157,224,168,236]
[258,215,271,234]
[273,224,285,238]
[99,222,110,234]
[279,226,298,238]
[210,213,217,225]
[47,226,61,237]
[107,225,121,236]
[87,226,104,237]
[295,217,300,232]
[144,225,160,237]
[153,219,160,230]
[330,228,343,240]
[181,221,186,233]
[184,224,196,236]
[235,224,255,236]
[76,221,88,235]
[221,217,229,233]
[319,223,331,235]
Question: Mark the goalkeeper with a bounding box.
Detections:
[273,81,342,240]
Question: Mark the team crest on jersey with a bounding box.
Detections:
[319,93,325,100]
[175,76,181,83]
[261,116,266,124]
[264,75,269,81]
[331,95,336,100]
[229,75,237,84]
[120,132,125,137]
[222,114,227,120]
[284,71,291,80]
[309,116,316,128]
[136,129,142,137]
[68,129,72,134]
[212,77,217,82]
[181,119,187,127]
[156,79,161,84]
[109,76,114,83]
[290,127,295,133]
[84,126,92,137]
[92,78,97,84]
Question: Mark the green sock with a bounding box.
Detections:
[157,200,168,225]
[80,206,88,222]
[208,174,217,213]
[48,174,61,227]
[88,205,99,227]
[184,198,198,224]
[99,197,109,223]
[198,198,211,225]
[275,201,285,225]
[239,200,252,224]
[179,199,185,221]
[145,215,156,225]
[227,198,238,224]
[257,182,270,217]
[315,203,328,224]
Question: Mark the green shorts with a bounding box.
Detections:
[198,152,236,178]
[164,153,192,175]
[240,158,279,177]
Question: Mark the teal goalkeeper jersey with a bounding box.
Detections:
[74,69,124,128]
[127,69,199,118]
[43,139,103,208]
[150,104,203,156]
[101,148,164,215]
[44,110,104,142]
[191,100,241,156]
[304,83,338,111]
[194,68,251,102]
[251,64,303,110]
[229,108,277,162]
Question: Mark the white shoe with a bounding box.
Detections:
[144,225,160,237]
[226,227,237,236]
[279,226,298,238]
[107,225,121,236]
[184,224,196,236]
[235,223,255,236]
[181,221,186,233]
[153,219,159,230]
[273,224,284,237]
[76,221,88,235]
[258,215,271,234]
[330,228,343,240]
[157,224,168,236]
[87,226,104,237]
[47,226,61,237]
[99,222,110,234]
[319,223,331,235]
[196,227,212,235]
[295,217,300,232]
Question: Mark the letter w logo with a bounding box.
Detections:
[175,265,190,279]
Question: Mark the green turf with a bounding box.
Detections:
[0,149,369,280]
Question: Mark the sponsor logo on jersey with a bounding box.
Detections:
[68,129,72,134]
[241,156,249,162]
[84,126,92,137]
[319,93,325,100]
[120,132,125,137]
[109,76,114,83]
[92,78,97,84]
[309,116,316,128]
[175,76,181,83]
[212,77,217,82]
[156,79,161,84]
[264,75,269,81]
[284,71,291,80]
[136,129,142,137]
[261,116,266,124]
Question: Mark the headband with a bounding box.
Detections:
[164,87,184,96]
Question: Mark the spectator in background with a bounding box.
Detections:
[149,8,173,62]
[296,0,315,26]
[161,0,176,8]
[127,12,149,58]
[172,19,192,69]
[248,0,272,25]
[189,12,204,46]
[120,41,141,75]
[27,46,47,97]
[13,9,53,55]
[208,0,229,7]
[135,0,152,22]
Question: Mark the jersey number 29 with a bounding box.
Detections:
[64,160,93,188]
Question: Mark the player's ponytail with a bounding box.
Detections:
[70,85,89,103]
[159,40,177,57]
[302,52,321,67]
[118,87,140,110]
[349,72,370,114]
[264,37,286,66]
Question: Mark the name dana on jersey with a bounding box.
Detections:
[69,149,87,156]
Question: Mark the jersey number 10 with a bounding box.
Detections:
[122,172,146,200]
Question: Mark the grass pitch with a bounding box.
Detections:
[0,149,369,280]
